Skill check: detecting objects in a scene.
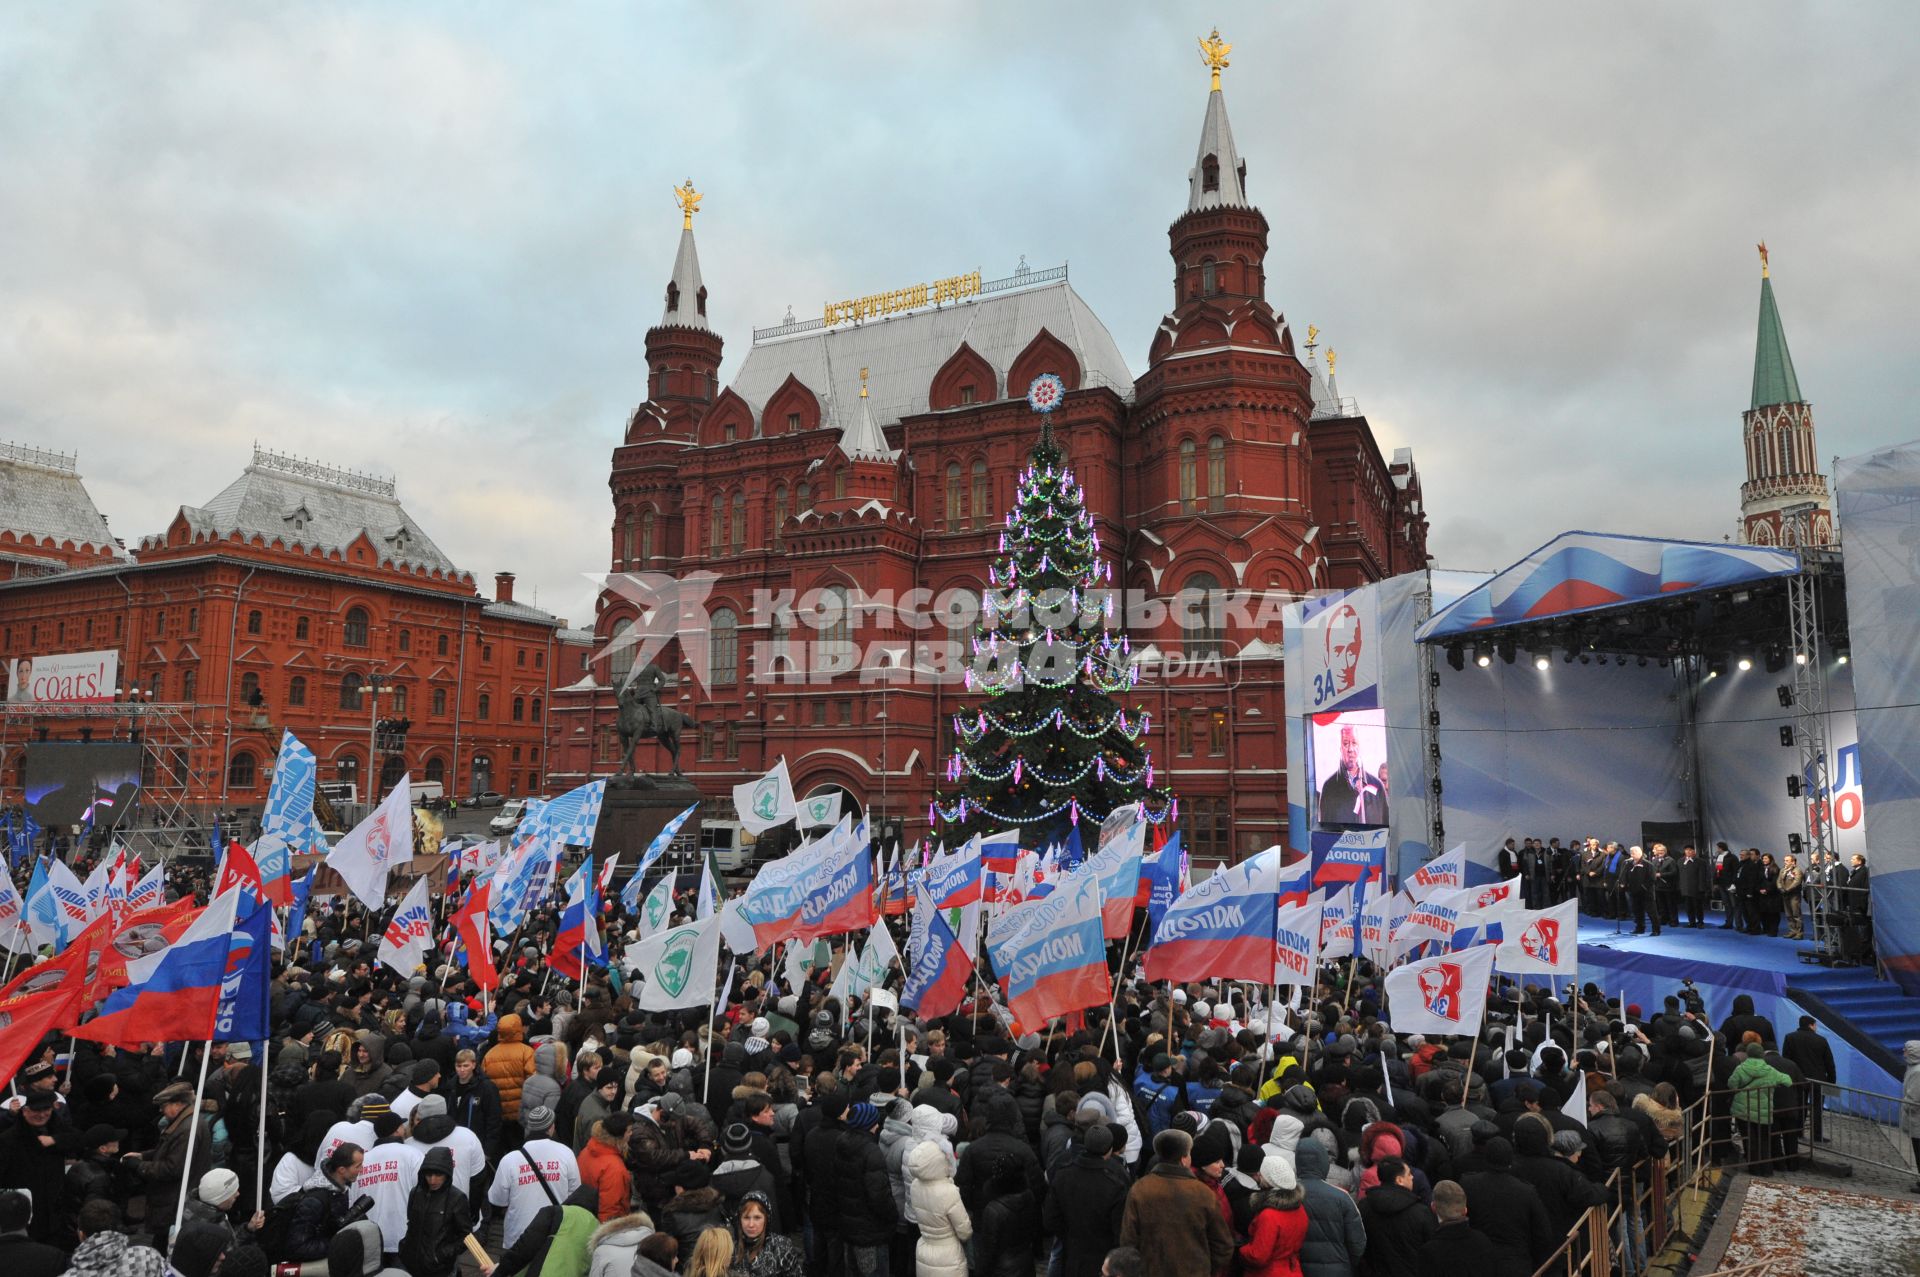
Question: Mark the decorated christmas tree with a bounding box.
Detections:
[931,373,1174,845]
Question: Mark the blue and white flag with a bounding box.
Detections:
[262,731,326,856]
[282,868,317,951]
[537,780,606,848]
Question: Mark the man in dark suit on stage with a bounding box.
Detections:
[1676,845,1710,928]
[1650,844,1680,927]
[1716,842,1741,928]
[1318,725,1387,828]
[1622,845,1659,936]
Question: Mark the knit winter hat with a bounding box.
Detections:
[523,1105,556,1134]
[845,1102,880,1132]
[198,1168,241,1205]
[1259,1153,1297,1191]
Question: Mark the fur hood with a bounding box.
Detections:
[588,1211,655,1251]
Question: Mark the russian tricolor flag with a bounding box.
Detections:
[76,890,242,1047]
[1145,848,1310,984]
[997,870,1109,1033]
[550,858,604,982]
[901,897,972,1019]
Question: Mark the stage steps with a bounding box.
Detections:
[1787,965,1920,1073]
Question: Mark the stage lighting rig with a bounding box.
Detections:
[1776,685,1794,708]
[1473,641,1492,668]
[1786,775,1801,798]
[1736,657,1754,672]
[1446,644,1465,672]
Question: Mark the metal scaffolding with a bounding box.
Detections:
[1,701,221,864]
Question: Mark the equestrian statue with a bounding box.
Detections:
[616,662,697,780]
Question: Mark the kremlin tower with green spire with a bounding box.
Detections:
[1740,244,1834,547]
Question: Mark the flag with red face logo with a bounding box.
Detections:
[1382,942,1496,1036]
[1496,898,1578,976]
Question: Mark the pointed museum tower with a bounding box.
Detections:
[608,180,724,575]
[1740,245,1833,546]
[1130,29,1323,603]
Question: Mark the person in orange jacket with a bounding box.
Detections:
[578,1113,636,1222]
[481,1013,538,1129]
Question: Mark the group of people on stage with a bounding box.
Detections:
[1495,836,1871,943]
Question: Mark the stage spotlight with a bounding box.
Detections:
[1765,647,1787,674]
[1636,656,1648,667]
[1472,641,1493,668]
[1707,657,1726,678]
[1447,644,1465,672]
[1794,652,1809,666]
[1562,649,1576,664]
[1785,775,1801,798]
[1475,652,1492,668]
[1578,654,1591,664]
[1776,685,1794,708]
[1837,650,1850,666]
[1497,638,1516,665]
[1534,655,1550,671]
[1737,657,1753,672]
[1788,832,1804,854]
[1779,725,1795,747]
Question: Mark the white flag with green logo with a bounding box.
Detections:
[630,915,721,1011]
[797,790,841,829]
[636,876,676,940]
[733,760,798,835]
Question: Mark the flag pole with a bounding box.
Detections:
[254,1037,270,1212]
[167,1042,215,1259]
[1459,1030,1478,1107]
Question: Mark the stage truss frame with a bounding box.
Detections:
[1,700,220,864]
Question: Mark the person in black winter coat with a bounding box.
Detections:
[1040,1124,1128,1277]
[411,1012,460,1083]
[1415,1181,1501,1277]
[657,1185,729,1258]
[449,1052,504,1157]
[973,1158,1041,1277]
[1458,1140,1553,1277]
[833,1106,898,1269]
[293,1052,357,1133]
[1209,1067,1263,1134]
[1357,1157,1437,1277]
[955,1092,1046,1220]
[1718,996,1776,1051]
[792,1090,846,1254]
[1510,1120,1606,1240]
[0,1190,65,1277]
[0,1098,73,1245]
[398,1146,470,1277]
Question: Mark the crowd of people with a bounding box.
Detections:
[1496,835,1872,945]
[1,847,1891,1277]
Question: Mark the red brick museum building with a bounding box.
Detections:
[544,64,1432,866]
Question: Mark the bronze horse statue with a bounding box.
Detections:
[616,663,697,779]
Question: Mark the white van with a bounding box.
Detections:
[490,800,527,837]
[701,821,754,872]
[410,781,445,807]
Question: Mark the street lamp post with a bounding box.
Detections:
[364,672,393,809]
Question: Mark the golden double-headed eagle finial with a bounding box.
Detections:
[1199,28,1231,91]
[1326,348,1338,377]
[674,178,703,231]
[1306,324,1320,348]
[1757,240,1770,279]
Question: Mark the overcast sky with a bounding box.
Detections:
[7,3,1918,627]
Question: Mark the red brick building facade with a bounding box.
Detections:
[547,65,1431,866]
[0,445,565,818]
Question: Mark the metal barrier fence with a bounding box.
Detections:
[1528,1073,1916,1277]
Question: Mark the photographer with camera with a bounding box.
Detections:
[275,1143,367,1265]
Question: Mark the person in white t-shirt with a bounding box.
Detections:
[390,1059,441,1124]
[312,1096,379,1181]
[349,1113,424,1256]
[406,1093,488,1203]
[485,1104,581,1248]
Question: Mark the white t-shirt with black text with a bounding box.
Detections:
[486,1137,581,1247]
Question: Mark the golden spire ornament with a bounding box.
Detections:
[1326,347,1338,377]
[860,366,870,399]
[674,178,703,230]
[1199,27,1232,91]
[1757,240,1770,279]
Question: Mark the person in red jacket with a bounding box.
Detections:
[1239,1154,1309,1277]
[577,1113,636,1222]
